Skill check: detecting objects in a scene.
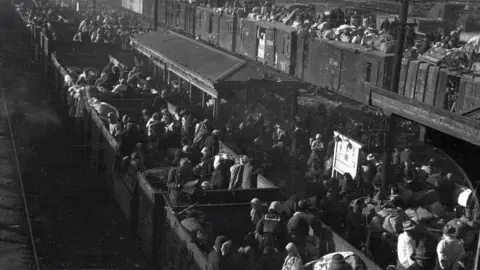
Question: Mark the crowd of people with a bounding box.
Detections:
[63,51,480,270]
[72,11,147,46]
[33,1,480,270]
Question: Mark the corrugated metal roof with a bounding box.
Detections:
[132,31,246,82]
[220,62,299,84]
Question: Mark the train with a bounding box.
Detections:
[123,0,480,120]
[14,3,385,270]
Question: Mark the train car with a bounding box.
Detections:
[299,36,394,103]
[136,177,383,269]
[236,19,298,76]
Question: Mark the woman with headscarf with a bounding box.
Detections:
[282,243,304,270]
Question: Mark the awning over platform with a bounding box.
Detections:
[130,30,299,97]
[368,84,480,146]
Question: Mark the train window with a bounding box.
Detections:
[365,61,372,82]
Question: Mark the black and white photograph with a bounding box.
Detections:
[0,0,479,269]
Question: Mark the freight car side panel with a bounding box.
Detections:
[340,49,366,103]
[265,27,276,67]
[195,8,211,42]
[415,63,429,102]
[158,0,166,25]
[210,12,220,46]
[218,14,236,51]
[236,19,257,60]
[459,78,480,112]
[323,41,342,91]
[398,58,410,95]
[304,39,326,87]
[185,4,196,36]
[405,60,420,99]
[424,65,440,105]
[434,68,448,109]
[142,0,154,19]
[295,34,307,79]
[275,29,296,75]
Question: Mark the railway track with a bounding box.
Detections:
[1,2,148,269]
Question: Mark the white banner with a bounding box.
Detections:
[331,131,364,179]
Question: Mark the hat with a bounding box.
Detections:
[146,77,152,81]
[250,198,261,207]
[315,133,322,140]
[410,241,432,261]
[402,220,416,231]
[329,254,347,270]
[443,223,459,238]
[212,129,221,135]
[269,201,282,213]
[214,236,228,251]
[367,154,375,161]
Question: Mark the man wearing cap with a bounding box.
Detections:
[397,221,417,269]
[436,223,466,270]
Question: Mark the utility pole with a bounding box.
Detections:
[381,0,409,189]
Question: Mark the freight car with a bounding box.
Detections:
[135,172,383,269]
[122,0,397,103]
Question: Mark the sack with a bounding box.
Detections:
[416,207,435,222]
[397,185,413,205]
[413,189,439,206]
[426,201,445,218]
[382,211,408,235]
[405,208,419,223]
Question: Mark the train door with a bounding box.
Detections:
[257,27,266,61]
[265,27,276,67]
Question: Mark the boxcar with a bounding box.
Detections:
[136,175,382,269]
[300,37,394,103]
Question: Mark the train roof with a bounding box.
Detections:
[312,37,394,58]
[131,30,300,86]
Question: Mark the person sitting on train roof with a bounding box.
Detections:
[256,201,289,252]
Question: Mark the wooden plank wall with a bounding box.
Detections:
[398,59,450,111]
